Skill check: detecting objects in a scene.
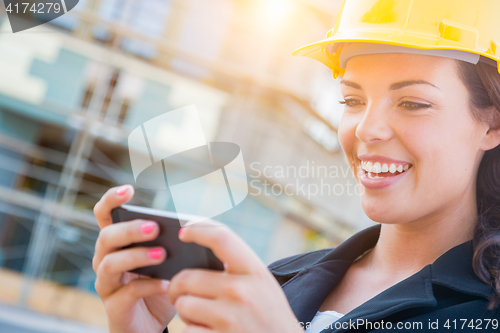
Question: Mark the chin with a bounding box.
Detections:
[361,197,404,224]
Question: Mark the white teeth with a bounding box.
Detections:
[361,160,412,174]
[367,161,373,173]
[367,172,384,179]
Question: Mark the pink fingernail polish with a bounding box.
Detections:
[116,185,129,196]
[141,222,156,235]
[148,248,163,260]
[178,227,184,238]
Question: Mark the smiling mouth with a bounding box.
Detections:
[361,161,413,179]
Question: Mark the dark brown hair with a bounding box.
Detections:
[457,59,500,310]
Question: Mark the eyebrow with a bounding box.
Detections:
[340,79,439,91]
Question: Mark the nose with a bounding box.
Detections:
[355,101,394,143]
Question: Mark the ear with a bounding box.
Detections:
[479,108,500,151]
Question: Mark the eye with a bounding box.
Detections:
[339,98,365,108]
[399,101,432,111]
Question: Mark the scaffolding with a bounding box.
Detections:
[0,0,370,329]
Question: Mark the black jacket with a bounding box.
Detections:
[164,224,499,332]
[267,224,500,332]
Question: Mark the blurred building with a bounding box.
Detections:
[0,0,374,331]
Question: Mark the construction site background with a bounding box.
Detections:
[0,0,374,331]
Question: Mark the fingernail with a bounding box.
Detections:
[161,280,170,291]
[141,222,156,235]
[148,248,163,260]
[116,185,129,196]
[178,227,184,238]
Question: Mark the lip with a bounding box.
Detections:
[358,154,411,165]
[358,163,412,190]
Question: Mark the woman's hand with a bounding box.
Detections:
[168,220,304,333]
[92,185,176,333]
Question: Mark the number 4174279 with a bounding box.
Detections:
[5,2,62,14]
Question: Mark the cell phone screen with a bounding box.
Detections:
[111,205,224,280]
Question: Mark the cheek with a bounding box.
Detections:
[398,121,444,184]
[338,114,357,155]
[403,117,477,193]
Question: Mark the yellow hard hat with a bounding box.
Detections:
[293,0,500,78]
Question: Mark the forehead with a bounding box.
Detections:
[343,53,458,81]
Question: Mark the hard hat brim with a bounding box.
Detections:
[293,31,500,78]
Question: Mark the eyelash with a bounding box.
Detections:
[339,99,432,111]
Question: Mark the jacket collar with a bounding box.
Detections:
[275,224,493,329]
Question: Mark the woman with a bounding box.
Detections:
[92,0,500,332]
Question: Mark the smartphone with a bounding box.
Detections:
[111,204,224,280]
